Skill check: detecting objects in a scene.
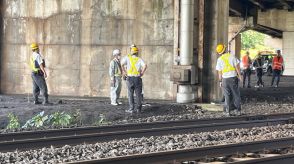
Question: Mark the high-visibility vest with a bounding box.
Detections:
[273,56,283,70]
[242,55,250,69]
[112,59,122,76]
[127,55,140,76]
[220,53,236,73]
[29,56,40,72]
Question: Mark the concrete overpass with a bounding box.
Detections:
[0,0,293,103]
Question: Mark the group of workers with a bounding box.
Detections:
[241,50,284,88]
[29,42,284,116]
[216,43,284,116]
[109,44,147,114]
[29,43,147,114]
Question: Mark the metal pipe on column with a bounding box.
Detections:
[176,0,195,103]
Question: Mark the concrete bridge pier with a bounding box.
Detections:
[202,0,229,102]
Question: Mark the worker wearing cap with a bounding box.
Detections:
[29,43,50,105]
[109,49,123,106]
[121,47,147,113]
[215,44,242,116]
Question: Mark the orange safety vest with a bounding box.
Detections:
[242,55,250,69]
[273,56,283,70]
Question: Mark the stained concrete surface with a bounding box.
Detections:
[0,0,174,100]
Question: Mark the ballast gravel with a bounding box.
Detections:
[1,124,294,163]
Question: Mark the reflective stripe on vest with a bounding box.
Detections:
[242,55,250,68]
[29,56,40,72]
[220,53,236,73]
[127,55,140,76]
[273,56,283,70]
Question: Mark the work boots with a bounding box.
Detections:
[34,100,42,104]
[42,96,52,105]
[34,97,41,104]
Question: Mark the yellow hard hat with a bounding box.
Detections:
[30,43,39,50]
[216,44,226,54]
[131,47,138,54]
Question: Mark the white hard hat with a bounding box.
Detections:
[112,49,120,56]
[129,44,136,49]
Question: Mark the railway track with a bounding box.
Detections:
[1,112,294,142]
[67,137,294,164]
[0,113,293,152]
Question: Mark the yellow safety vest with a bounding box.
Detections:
[220,53,236,73]
[127,55,140,76]
[29,56,40,72]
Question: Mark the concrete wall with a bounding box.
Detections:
[1,0,174,99]
[258,9,294,31]
[283,32,294,75]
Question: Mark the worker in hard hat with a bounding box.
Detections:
[121,47,147,114]
[29,43,50,105]
[128,44,147,106]
[109,49,123,106]
[215,44,242,116]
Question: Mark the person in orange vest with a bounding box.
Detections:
[242,51,252,88]
[271,50,284,87]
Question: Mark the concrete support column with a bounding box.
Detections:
[283,32,294,75]
[235,34,241,59]
[228,17,243,58]
[177,0,195,103]
[202,0,229,102]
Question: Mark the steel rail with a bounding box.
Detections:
[0,117,292,152]
[233,153,294,164]
[1,112,294,142]
[67,137,294,164]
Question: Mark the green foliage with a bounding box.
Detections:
[241,30,265,50]
[6,113,20,130]
[71,109,82,126]
[22,111,49,128]
[95,114,107,126]
[48,111,72,127]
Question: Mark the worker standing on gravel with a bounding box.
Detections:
[253,53,264,88]
[216,44,242,116]
[127,44,146,106]
[271,50,284,87]
[29,43,50,105]
[109,49,123,106]
[121,47,147,114]
[241,51,252,88]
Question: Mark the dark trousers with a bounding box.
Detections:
[242,68,251,87]
[127,77,143,111]
[256,68,263,86]
[271,69,281,86]
[223,77,241,112]
[32,72,48,103]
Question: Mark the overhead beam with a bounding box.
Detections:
[251,24,283,38]
[248,0,266,10]
[278,0,293,10]
[229,0,247,17]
